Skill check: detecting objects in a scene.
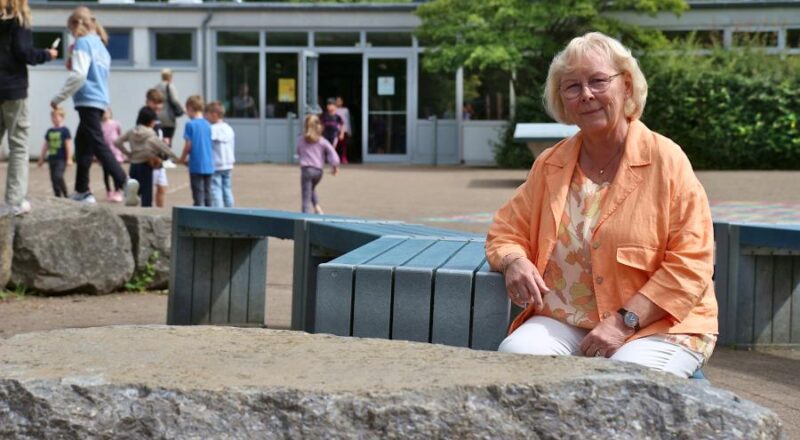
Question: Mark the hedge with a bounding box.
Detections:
[495,46,800,170]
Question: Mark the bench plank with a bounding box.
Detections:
[793,257,800,344]
[229,239,252,323]
[713,223,730,345]
[754,255,775,344]
[772,257,793,343]
[392,240,468,343]
[432,241,487,347]
[247,238,268,325]
[191,238,214,324]
[210,239,232,324]
[167,234,194,325]
[315,237,406,336]
[472,262,510,350]
[736,254,756,345]
[352,239,435,339]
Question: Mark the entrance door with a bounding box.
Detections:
[364,55,411,162]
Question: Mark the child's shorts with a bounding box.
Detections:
[153,168,168,187]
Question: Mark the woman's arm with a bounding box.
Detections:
[11,24,52,66]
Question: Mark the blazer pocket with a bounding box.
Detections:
[616,245,661,273]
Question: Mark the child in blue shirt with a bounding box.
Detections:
[179,95,214,206]
[36,107,72,197]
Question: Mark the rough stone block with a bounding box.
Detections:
[10,197,134,294]
[0,206,13,288]
[117,208,171,290]
[0,326,783,439]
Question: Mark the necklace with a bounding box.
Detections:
[583,146,623,180]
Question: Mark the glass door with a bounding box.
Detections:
[364,55,410,161]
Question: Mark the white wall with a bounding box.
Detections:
[462,121,506,166]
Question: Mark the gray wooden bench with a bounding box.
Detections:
[168,207,800,356]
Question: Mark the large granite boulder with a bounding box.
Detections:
[0,206,13,288]
[117,208,171,290]
[0,326,783,439]
[10,197,135,294]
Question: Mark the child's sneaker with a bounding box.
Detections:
[108,191,123,203]
[123,179,140,207]
[162,159,177,169]
[11,200,31,216]
[69,191,97,204]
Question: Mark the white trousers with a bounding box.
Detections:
[498,316,703,378]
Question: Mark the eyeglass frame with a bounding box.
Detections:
[559,72,625,100]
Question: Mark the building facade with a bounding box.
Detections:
[18,1,800,165]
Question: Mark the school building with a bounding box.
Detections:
[22,0,800,165]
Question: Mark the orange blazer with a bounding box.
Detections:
[486,120,718,339]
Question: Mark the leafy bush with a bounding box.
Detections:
[495,42,800,170]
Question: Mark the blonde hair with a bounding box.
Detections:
[205,101,225,117]
[67,6,108,46]
[303,114,322,143]
[185,95,205,113]
[1,0,32,28]
[161,68,173,82]
[543,32,648,124]
[51,106,65,118]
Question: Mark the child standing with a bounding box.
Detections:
[142,88,172,208]
[296,114,339,214]
[36,107,72,197]
[50,6,135,204]
[320,97,343,154]
[1,0,58,214]
[178,95,214,207]
[205,101,235,208]
[114,107,177,207]
[101,108,124,202]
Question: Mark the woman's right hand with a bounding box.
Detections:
[503,256,549,309]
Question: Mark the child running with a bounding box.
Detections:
[36,107,72,197]
[296,114,339,214]
[114,107,177,207]
[178,95,214,206]
[101,108,124,202]
[50,6,135,204]
[206,101,235,208]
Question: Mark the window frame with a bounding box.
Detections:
[30,28,67,64]
[150,28,197,67]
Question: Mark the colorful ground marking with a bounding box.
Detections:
[420,202,800,225]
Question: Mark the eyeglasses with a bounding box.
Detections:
[560,73,624,100]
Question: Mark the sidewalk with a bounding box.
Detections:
[4,162,800,436]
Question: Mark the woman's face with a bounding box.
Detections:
[560,50,630,138]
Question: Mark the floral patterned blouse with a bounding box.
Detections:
[540,165,716,362]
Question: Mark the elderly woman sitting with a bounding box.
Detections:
[486,32,717,377]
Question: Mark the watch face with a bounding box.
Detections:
[624,311,639,328]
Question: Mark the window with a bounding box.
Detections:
[314,32,360,47]
[418,55,455,119]
[218,31,259,47]
[107,29,132,63]
[152,30,194,64]
[266,32,307,47]
[266,53,299,118]
[787,29,800,49]
[367,32,412,47]
[463,68,510,121]
[662,30,723,48]
[32,30,64,60]
[732,31,778,48]
[217,53,259,119]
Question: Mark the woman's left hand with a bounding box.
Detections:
[579,314,634,358]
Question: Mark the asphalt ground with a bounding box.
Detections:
[2,161,800,437]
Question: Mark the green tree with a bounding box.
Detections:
[415,0,688,167]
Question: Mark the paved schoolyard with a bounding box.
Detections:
[3,162,800,436]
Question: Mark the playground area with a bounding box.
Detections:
[1,162,799,436]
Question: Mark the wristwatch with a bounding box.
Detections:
[618,308,641,332]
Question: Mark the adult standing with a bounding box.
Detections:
[232,83,257,118]
[0,0,57,214]
[51,6,133,204]
[334,96,351,164]
[154,68,183,144]
[487,32,717,378]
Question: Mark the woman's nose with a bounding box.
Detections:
[579,84,595,101]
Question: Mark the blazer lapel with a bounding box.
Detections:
[593,120,652,236]
[542,135,581,263]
